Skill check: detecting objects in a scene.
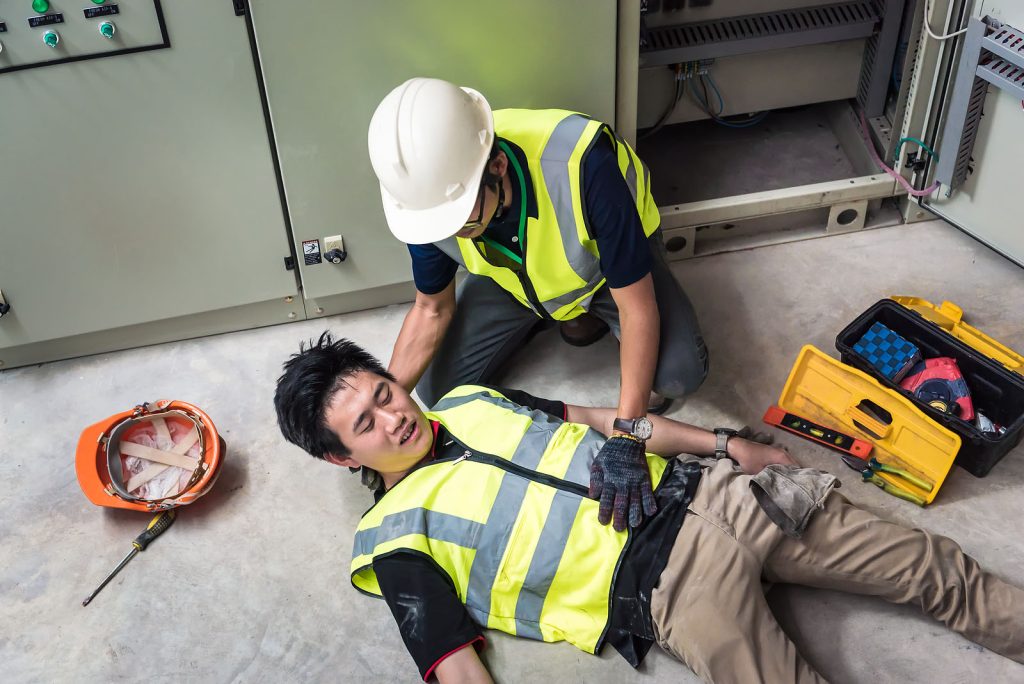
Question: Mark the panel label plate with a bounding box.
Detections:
[302,239,322,265]
[84,5,120,19]
[28,13,65,28]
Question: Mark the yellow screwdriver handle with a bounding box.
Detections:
[132,510,176,551]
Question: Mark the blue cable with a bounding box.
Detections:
[695,74,770,129]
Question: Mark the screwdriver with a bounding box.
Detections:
[82,510,176,607]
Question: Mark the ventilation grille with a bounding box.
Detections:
[989,26,1024,58]
[978,57,1024,100]
[857,32,881,108]
[949,77,990,189]
[641,1,880,65]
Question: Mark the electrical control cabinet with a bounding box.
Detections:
[0,0,167,73]
[246,0,619,317]
[0,0,298,369]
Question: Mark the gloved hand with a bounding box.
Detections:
[589,435,657,532]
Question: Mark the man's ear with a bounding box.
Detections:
[489,150,509,179]
[324,453,360,468]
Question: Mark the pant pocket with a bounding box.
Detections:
[749,464,839,538]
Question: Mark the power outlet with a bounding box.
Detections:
[324,235,344,252]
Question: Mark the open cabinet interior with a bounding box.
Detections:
[629,0,922,255]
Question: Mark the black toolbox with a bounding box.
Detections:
[837,299,1024,477]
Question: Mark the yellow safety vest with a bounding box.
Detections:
[350,385,669,653]
[435,109,661,321]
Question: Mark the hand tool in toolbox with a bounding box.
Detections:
[763,404,931,506]
[82,510,176,607]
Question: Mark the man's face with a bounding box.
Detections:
[454,183,499,240]
[322,371,432,476]
[454,151,507,240]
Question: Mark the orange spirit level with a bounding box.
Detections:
[763,405,873,460]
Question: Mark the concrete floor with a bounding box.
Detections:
[1,219,1022,683]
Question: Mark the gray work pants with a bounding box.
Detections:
[415,235,708,407]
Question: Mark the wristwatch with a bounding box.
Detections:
[613,416,654,441]
[713,427,739,459]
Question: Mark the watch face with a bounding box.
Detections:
[635,417,654,440]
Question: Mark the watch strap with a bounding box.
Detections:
[713,428,738,459]
[613,417,636,434]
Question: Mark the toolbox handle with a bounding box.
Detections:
[939,301,964,324]
[846,399,893,440]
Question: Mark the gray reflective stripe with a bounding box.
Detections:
[562,429,605,489]
[539,114,601,285]
[432,390,567,453]
[464,439,534,621]
[618,134,638,202]
[542,270,606,315]
[513,491,584,640]
[430,390,493,413]
[353,509,484,559]
[434,236,466,266]
[462,400,572,627]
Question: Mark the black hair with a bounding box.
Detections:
[273,332,395,461]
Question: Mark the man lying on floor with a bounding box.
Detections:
[273,333,1024,684]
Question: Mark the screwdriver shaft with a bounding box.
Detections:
[81,548,139,607]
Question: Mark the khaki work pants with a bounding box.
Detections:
[651,459,1024,683]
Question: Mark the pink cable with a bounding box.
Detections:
[859,113,941,197]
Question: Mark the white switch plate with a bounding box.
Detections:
[323,235,343,251]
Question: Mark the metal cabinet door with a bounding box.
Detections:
[919,0,1024,266]
[0,0,298,366]
[247,0,618,312]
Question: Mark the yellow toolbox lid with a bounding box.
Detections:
[779,345,961,505]
[891,296,1024,376]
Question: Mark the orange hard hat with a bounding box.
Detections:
[76,400,225,512]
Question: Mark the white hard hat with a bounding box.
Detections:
[367,78,495,244]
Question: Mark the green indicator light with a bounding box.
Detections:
[43,30,58,47]
[92,0,106,4]
[99,21,115,38]
[32,0,50,14]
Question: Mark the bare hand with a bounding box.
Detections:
[728,438,796,475]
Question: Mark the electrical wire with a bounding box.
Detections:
[859,112,940,197]
[693,74,770,128]
[638,65,685,141]
[894,136,938,163]
[923,0,968,41]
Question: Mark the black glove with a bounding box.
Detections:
[589,435,658,532]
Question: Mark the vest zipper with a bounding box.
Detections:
[517,271,554,322]
[441,437,588,497]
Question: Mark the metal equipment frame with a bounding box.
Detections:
[933,17,1024,191]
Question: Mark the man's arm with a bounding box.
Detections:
[374,553,487,682]
[435,647,493,684]
[388,281,456,392]
[567,404,795,475]
[609,274,659,425]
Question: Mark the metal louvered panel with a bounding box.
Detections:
[936,17,1024,190]
[857,32,880,105]
[856,0,906,116]
[948,77,991,188]
[977,57,1024,100]
[640,1,881,66]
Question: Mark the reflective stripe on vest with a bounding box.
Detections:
[350,385,668,653]
[435,109,660,321]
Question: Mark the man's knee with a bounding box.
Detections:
[414,371,442,409]
[654,334,710,398]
